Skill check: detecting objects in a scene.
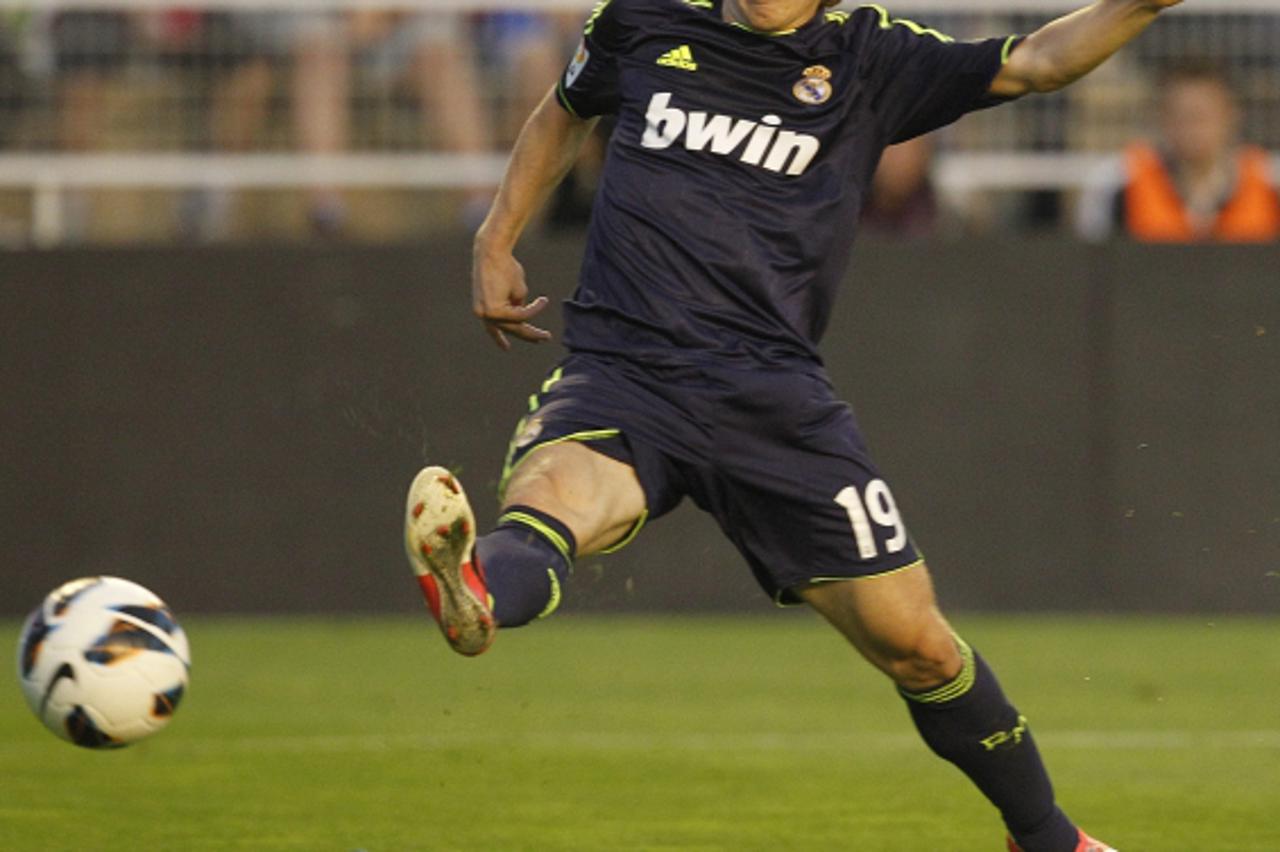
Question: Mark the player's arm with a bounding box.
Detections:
[991,0,1183,97]
[472,90,599,350]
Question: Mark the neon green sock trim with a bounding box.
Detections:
[900,635,976,704]
[498,511,573,562]
[537,569,562,619]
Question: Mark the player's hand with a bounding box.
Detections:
[471,245,552,351]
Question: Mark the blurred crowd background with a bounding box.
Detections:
[0,1,1278,246]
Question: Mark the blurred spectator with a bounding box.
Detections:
[1,12,29,147]
[477,12,576,141]
[49,11,134,240]
[860,135,940,237]
[0,12,31,243]
[351,11,494,228]
[478,12,605,230]
[179,12,349,240]
[1076,62,1280,242]
[184,12,493,240]
[51,12,131,151]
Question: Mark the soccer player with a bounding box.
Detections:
[406,2,1182,850]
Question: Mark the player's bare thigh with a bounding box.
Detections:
[797,562,963,692]
[502,441,646,556]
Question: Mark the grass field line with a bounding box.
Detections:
[22,727,1269,756]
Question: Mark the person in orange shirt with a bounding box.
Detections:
[1077,62,1280,242]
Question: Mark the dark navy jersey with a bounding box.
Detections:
[555,0,1020,365]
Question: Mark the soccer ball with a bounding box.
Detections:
[16,576,191,749]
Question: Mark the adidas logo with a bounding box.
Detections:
[657,45,698,72]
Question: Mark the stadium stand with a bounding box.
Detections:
[0,1,1276,243]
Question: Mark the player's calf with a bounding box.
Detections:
[473,504,576,627]
[404,466,578,656]
[900,638,1079,852]
[799,571,1082,852]
[872,618,966,692]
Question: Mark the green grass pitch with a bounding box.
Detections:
[2,614,1277,851]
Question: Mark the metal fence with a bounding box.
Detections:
[0,1,1277,243]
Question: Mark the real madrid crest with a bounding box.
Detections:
[793,65,833,105]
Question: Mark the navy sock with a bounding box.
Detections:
[473,505,575,628]
[901,639,1078,852]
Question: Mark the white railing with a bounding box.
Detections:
[1,1,1278,244]
[0,149,1130,246]
[0,153,508,245]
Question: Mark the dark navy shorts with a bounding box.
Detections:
[501,353,922,604]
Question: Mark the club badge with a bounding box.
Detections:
[793,65,833,105]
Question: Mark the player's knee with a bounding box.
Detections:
[504,462,585,538]
[879,627,963,692]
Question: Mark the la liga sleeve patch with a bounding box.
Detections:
[565,40,591,89]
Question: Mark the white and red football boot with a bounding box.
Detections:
[404,466,495,656]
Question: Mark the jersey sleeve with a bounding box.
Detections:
[858,7,1022,144]
[556,0,627,119]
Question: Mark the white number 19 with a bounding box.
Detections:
[834,479,907,559]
